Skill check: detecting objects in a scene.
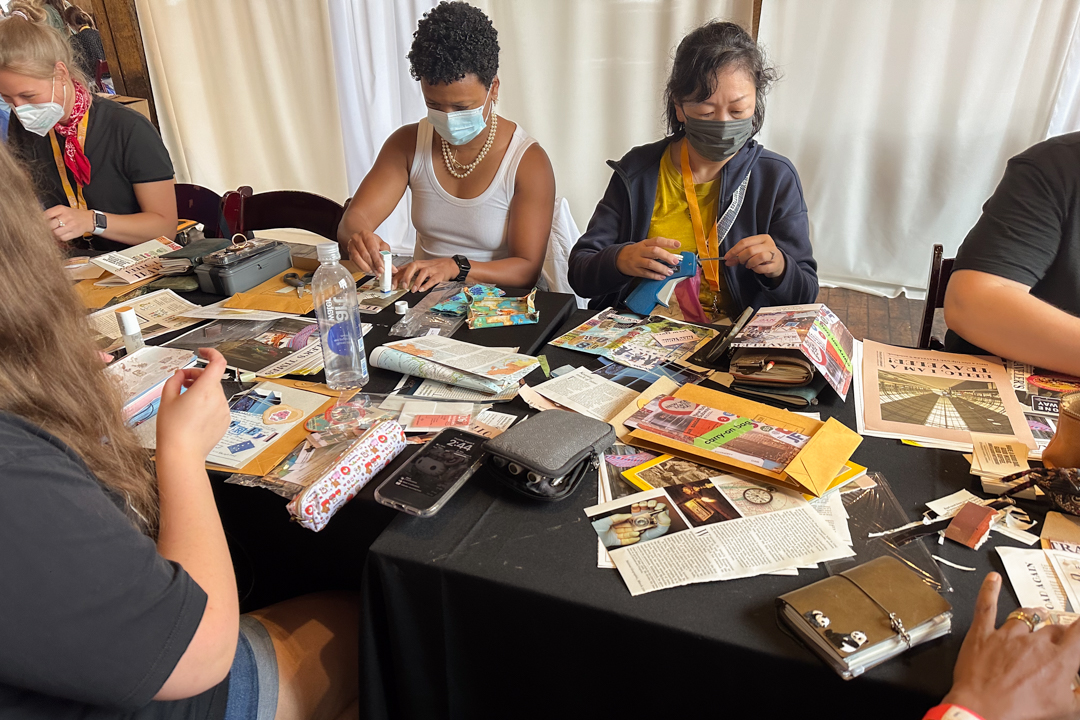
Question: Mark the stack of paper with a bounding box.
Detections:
[104,346,198,425]
[90,238,183,286]
[87,289,205,353]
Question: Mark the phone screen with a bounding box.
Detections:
[376,429,485,513]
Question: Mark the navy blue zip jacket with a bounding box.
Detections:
[568,135,819,313]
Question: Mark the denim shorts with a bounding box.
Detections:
[223,615,279,720]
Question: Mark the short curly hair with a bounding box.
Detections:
[408,1,499,88]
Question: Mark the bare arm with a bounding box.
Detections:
[44,179,178,246]
[944,269,1080,376]
[395,144,556,292]
[336,125,414,274]
[152,349,238,700]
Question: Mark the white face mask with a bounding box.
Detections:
[427,85,493,146]
[13,75,65,136]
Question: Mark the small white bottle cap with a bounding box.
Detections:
[394,300,409,314]
[316,242,340,263]
[115,306,140,336]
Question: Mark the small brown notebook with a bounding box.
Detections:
[777,556,952,679]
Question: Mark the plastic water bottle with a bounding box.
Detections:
[313,242,369,389]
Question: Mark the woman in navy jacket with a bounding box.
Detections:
[568,21,817,321]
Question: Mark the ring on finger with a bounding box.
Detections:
[768,250,775,263]
[1006,609,1040,632]
[57,219,65,228]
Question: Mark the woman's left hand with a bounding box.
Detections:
[43,205,94,243]
[724,234,785,279]
[394,257,460,293]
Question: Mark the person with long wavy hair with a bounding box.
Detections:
[0,143,360,720]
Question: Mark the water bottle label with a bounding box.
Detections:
[325,321,357,356]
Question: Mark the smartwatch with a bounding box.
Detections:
[451,254,471,282]
[91,210,107,236]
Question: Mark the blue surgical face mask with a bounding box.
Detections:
[13,75,65,136]
[427,85,493,146]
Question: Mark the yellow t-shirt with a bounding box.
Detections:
[646,145,732,321]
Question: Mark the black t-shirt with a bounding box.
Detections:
[8,95,174,253]
[946,132,1080,353]
[0,412,228,720]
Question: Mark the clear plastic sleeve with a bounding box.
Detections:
[389,281,466,338]
[823,472,952,593]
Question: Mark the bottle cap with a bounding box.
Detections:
[115,306,140,336]
[316,242,341,263]
[394,300,409,314]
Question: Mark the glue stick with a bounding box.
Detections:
[380,250,392,293]
[115,306,145,355]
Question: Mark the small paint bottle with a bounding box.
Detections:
[115,306,145,355]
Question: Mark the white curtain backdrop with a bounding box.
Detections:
[757,0,1080,298]
[136,0,348,204]
[327,0,433,254]
[1047,12,1080,139]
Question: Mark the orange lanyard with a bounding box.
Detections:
[679,139,720,290]
[48,110,90,211]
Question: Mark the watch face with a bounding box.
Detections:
[742,487,773,505]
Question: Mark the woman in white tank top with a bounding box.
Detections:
[337,2,555,292]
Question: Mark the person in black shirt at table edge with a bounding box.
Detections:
[944,132,1080,378]
[0,12,176,252]
[0,145,359,719]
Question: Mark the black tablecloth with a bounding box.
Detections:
[185,286,577,611]
[358,309,1042,719]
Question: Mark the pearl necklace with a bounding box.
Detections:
[441,112,498,179]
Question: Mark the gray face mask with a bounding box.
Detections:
[683,115,754,162]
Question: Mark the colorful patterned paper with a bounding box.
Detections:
[466,288,539,329]
[432,284,505,316]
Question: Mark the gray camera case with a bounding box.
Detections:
[483,409,616,501]
[194,242,293,296]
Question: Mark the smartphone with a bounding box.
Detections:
[688,305,755,369]
[375,428,486,517]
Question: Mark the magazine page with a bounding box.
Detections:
[166,317,322,376]
[90,238,181,285]
[1006,360,1080,455]
[586,486,853,596]
[207,382,327,469]
[729,304,854,399]
[549,308,645,356]
[380,336,538,389]
[530,367,639,422]
[87,289,204,352]
[860,340,1037,451]
[549,308,715,371]
[369,346,504,394]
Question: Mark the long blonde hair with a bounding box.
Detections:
[0,144,159,534]
[0,7,91,88]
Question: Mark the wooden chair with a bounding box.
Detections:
[221,186,253,239]
[233,189,345,242]
[917,243,955,350]
[175,183,227,238]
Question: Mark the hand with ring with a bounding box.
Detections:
[943,572,1080,720]
[43,205,94,243]
[724,234,785,279]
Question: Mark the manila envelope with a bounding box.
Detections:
[205,382,358,476]
[626,383,862,497]
[1041,511,1080,551]
[222,265,367,315]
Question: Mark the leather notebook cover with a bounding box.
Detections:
[778,556,952,656]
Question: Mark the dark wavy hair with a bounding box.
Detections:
[665,21,778,136]
[408,1,499,88]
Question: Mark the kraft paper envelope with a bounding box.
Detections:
[626,383,862,497]
[222,266,366,315]
[1041,511,1080,550]
[205,384,358,476]
[75,275,155,309]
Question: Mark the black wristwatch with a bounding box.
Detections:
[451,254,471,282]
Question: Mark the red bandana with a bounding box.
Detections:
[52,82,92,186]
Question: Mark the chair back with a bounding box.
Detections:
[221,186,252,239]
[175,183,225,238]
[236,190,345,242]
[917,243,956,349]
[543,197,588,309]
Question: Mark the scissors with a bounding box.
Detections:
[283,272,314,298]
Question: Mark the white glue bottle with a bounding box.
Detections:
[380,250,393,293]
[313,242,370,389]
[115,306,145,355]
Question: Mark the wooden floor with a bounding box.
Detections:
[817,287,939,347]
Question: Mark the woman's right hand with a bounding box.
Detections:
[156,348,232,462]
[615,237,683,281]
[346,229,391,275]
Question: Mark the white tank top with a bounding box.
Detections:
[409,118,536,262]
